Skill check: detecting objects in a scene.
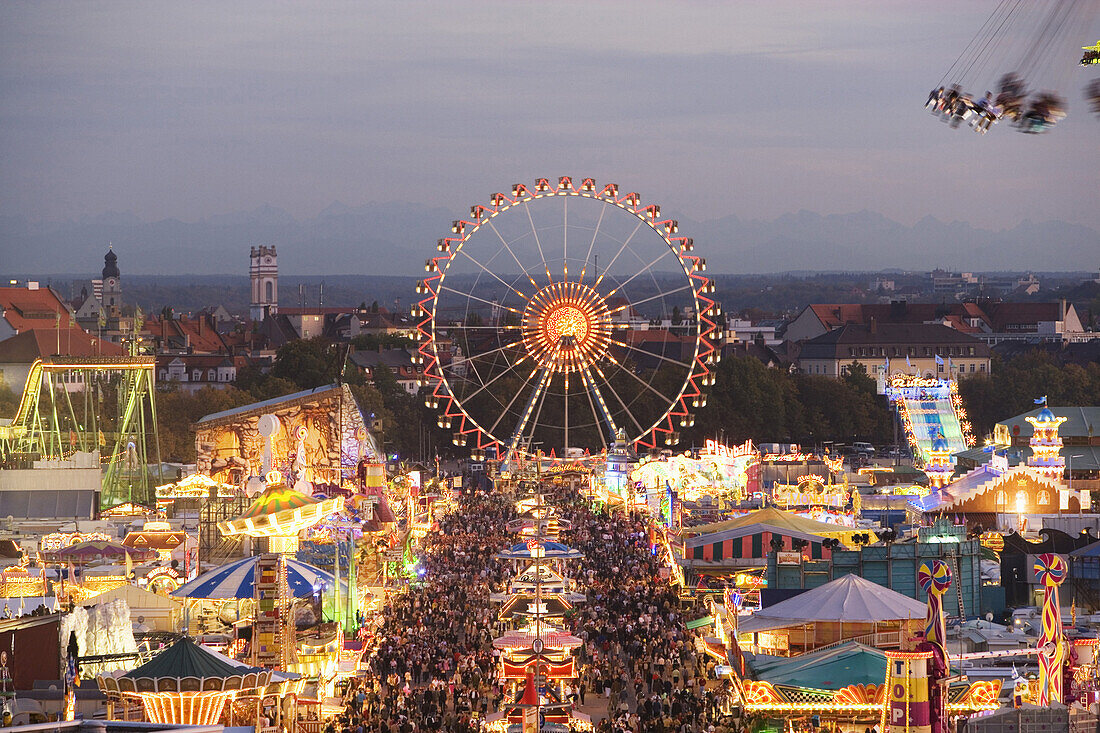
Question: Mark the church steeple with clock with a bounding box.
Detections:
[102,247,122,318]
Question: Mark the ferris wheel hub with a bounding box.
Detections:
[521,281,612,375]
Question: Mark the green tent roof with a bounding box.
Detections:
[123,636,259,680]
[748,641,886,690]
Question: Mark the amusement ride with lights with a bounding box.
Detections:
[415,177,719,469]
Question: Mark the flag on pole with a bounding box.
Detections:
[905,354,912,370]
[124,548,133,580]
[935,354,944,366]
[1034,396,1048,405]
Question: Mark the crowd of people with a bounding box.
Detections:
[555,494,735,732]
[325,483,735,733]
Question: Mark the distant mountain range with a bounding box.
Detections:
[2,203,1097,276]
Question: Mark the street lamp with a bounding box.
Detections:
[1069,454,1086,515]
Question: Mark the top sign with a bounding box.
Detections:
[701,439,756,460]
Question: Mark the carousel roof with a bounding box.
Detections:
[219,478,344,537]
[747,641,887,689]
[172,555,347,599]
[238,484,322,519]
[685,508,847,538]
[123,636,257,680]
[736,574,926,634]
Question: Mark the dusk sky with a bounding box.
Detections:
[2,1,1098,232]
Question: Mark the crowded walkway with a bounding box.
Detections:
[331,483,733,733]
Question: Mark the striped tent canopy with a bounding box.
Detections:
[172,556,347,599]
[238,484,321,519]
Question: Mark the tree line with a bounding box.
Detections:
[30,341,1096,466]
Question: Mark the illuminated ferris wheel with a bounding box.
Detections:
[415,177,719,464]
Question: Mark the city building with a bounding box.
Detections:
[144,312,231,354]
[0,327,124,393]
[796,322,991,378]
[101,248,122,320]
[155,354,249,392]
[350,347,424,394]
[0,283,77,341]
[725,317,783,346]
[784,299,1087,346]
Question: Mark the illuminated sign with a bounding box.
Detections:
[889,375,948,390]
[701,439,756,460]
[145,565,182,592]
[40,531,111,552]
[777,551,803,565]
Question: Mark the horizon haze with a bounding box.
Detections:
[2,1,1099,278]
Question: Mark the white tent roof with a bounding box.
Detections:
[85,582,182,610]
[738,574,926,633]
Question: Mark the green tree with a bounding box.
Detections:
[156,385,255,462]
[270,337,346,389]
[843,361,877,396]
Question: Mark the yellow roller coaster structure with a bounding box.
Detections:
[0,355,162,509]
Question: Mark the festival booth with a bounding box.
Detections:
[682,508,874,579]
[767,473,858,526]
[733,640,1000,731]
[122,521,196,563]
[630,440,757,508]
[40,541,159,603]
[734,574,925,654]
[155,473,238,511]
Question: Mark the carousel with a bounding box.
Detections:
[96,635,304,728]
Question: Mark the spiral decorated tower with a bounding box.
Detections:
[1035,553,1068,705]
[918,560,952,733]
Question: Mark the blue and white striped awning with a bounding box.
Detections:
[172,556,348,599]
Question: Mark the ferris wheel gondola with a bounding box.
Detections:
[415,177,718,466]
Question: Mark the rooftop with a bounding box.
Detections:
[0,328,125,362]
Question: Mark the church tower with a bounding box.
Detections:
[102,247,122,319]
[250,245,278,321]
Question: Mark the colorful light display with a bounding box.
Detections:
[1026,405,1068,478]
[416,177,718,459]
[631,440,755,502]
[886,375,973,468]
[521,281,613,374]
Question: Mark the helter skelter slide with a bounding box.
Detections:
[884,375,974,468]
